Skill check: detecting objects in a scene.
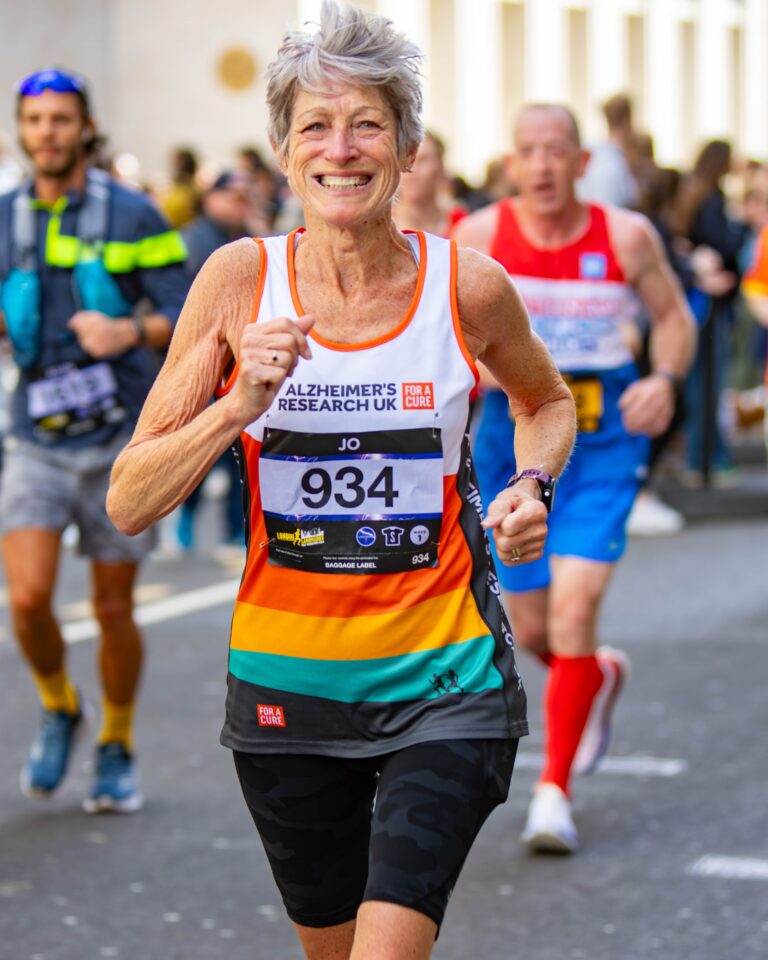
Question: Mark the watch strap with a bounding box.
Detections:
[505,469,556,512]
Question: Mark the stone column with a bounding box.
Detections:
[742,0,768,159]
[644,0,683,165]
[452,0,503,181]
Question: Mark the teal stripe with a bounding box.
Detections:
[229,633,502,704]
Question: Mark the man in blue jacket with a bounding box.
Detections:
[0,69,189,812]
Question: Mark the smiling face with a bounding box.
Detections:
[281,83,413,230]
[510,106,588,217]
[18,89,90,179]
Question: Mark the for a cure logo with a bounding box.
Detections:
[257,704,286,727]
[402,382,434,410]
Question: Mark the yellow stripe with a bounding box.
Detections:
[230,586,490,661]
[743,277,768,298]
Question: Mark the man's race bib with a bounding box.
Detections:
[259,427,443,574]
[563,375,603,433]
[27,361,126,440]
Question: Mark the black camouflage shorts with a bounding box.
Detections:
[233,738,518,931]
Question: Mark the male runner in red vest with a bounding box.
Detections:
[454,104,695,852]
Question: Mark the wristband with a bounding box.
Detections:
[130,314,146,347]
[653,370,681,391]
[505,469,556,513]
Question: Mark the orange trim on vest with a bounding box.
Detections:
[215,237,268,397]
[449,239,479,386]
[287,228,429,352]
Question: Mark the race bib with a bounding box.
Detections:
[27,362,126,439]
[563,375,603,433]
[259,427,443,574]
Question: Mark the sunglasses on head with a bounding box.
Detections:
[16,68,88,99]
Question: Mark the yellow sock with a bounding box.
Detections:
[98,700,135,752]
[33,668,80,714]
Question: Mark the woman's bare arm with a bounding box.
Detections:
[458,248,576,478]
[456,247,576,563]
[107,239,313,535]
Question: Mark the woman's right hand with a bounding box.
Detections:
[232,314,315,423]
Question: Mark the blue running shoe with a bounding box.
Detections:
[20,700,90,798]
[83,743,144,814]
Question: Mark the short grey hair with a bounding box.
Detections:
[266,0,424,161]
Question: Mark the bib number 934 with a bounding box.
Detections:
[301,465,399,510]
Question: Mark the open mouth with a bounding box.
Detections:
[314,175,372,190]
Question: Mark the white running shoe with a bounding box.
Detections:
[626,490,684,536]
[521,783,578,854]
[573,646,630,776]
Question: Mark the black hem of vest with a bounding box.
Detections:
[219,722,529,757]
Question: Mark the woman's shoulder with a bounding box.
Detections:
[199,236,264,283]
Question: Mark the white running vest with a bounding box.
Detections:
[243,229,477,576]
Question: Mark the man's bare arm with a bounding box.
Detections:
[609,209,696,436]
[68,311,174,357]
[451,203,498,256]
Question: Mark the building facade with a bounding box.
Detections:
[2,0,767,182]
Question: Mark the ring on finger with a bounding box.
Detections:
[510,546,521,561]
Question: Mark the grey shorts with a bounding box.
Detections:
[0,434,156,563]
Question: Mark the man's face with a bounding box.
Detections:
[509,108,588,217]
[18,89,89,179]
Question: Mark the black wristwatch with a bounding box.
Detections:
[505,469,556,512]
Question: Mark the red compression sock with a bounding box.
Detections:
[541,654,604,795]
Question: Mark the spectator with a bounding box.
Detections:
[158,146,202,229]
[578,93,640,209]
[393,130,467,236]
[669,139,749,482]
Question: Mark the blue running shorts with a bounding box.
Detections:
[474,369,649,593]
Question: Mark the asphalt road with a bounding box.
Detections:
[1,510,766,960]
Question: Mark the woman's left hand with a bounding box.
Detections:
[481,488,549,565]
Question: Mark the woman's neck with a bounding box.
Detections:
[296,211,414,296]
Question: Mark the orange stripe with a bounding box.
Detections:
[230,585,489,660]
[286,227,306,317]
[287,229,429,352]
[237,433,477,619]
[450,239,480,386]
[216,237,267,397]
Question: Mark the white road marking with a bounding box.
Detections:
[62,579,240,644]
[515,751,687,778]
[688,856,768,881]
[61,582,172,620]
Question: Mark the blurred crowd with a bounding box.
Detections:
[2,90,766,544]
